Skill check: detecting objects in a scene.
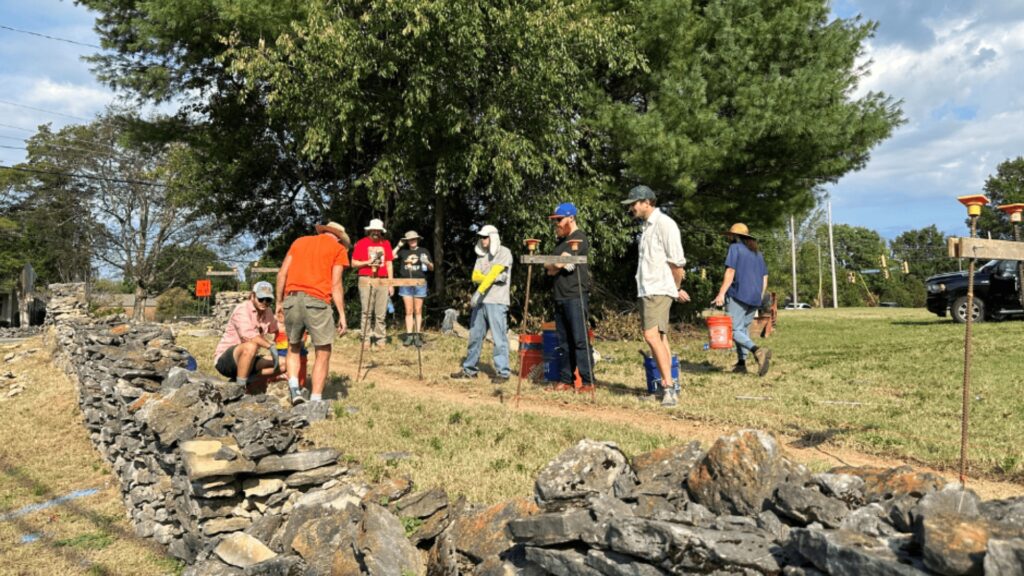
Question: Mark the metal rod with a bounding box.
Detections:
[569,239,595,400]
[417,335,423,381]
[356,266,378,381]
[960,215,978,485]
[514,241,539,409]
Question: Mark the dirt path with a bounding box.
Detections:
[328,350,1023,501]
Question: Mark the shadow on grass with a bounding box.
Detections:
[0,457,173,575]
[323,373,351,400]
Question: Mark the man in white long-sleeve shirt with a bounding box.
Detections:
[622,185,690,407]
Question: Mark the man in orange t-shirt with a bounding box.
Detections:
[275,222,350,405]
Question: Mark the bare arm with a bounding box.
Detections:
[668,263,690,303]
[713,268,736,306]
[332,264,347,334]
[275,254,292,316]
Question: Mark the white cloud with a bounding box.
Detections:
[22,77,114,117]
[830,4,1024,238]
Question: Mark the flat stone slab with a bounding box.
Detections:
[182,438,256,480]
[214,532,277,568]
[242,477,286,498]
[255,448,339,474]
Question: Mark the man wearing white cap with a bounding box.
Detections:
[451,224,513,382]
[275,221,351,405]
[214,281,281,394]
[351,218,395,349]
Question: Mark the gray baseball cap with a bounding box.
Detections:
[252,281,274,300]
[621,185,657,204]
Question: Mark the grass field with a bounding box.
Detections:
[177,306,1024,505]
[0,338,182,576]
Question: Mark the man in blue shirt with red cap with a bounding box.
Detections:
[544,202,595,391]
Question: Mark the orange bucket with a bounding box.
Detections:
[519,334,544,380]
[707,315,733,349]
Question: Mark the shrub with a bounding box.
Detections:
[157,287,196,321]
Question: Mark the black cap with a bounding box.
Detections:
[621,185,657,205]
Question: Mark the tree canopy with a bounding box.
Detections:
[977,156,1024,240]
[76,0,904,310]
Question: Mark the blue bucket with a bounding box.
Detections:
[643,355,679,393]
[542,329,560,381]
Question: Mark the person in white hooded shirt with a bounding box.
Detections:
[451,225,514,382]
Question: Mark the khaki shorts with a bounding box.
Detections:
[283,292,335,347]
[640,295,673,333]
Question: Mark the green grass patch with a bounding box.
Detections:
[56,532,114,550]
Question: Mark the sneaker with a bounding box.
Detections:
[491,374,510,384]
[754,348,772,377]
[731,363,748,374]
[414,333,425,347]
[450,370,475,380]
[289,387,306,406]
[401,334,412,347]
[661,387,678,407]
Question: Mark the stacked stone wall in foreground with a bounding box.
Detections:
[46,283,1024,575]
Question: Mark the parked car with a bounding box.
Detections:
[784,302,812,310]
[925,259,1024,323]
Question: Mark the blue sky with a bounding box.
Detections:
[2,0,1023,241]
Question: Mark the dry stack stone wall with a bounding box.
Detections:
[47,283,1024,575]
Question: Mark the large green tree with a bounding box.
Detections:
[976,156,1024,240]
[78,0,903,313]
[889,225,948,281]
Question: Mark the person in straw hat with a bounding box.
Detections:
[393,230,433,346]
[275,221,351,405]
[712,223,772,376]
[351,218,395,349]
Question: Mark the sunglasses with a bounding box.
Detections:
[258,297,273,304]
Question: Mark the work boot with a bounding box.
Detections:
[401,333,412,347]
[450,370,475,380]
[754,348,772,377]
[491,374,510,384]
[731,363,748,374]
[414,333,425,347]
[576,383,596,394]
[661,387,678,407]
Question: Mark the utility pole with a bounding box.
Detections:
[790,215,798,306]
[827,199,838,308]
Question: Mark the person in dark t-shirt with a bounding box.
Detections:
[393,230,433,346]
[543,202,595,390]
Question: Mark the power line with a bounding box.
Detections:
[0,24,102,49]
[0,164,166,188]
[0,122,35,133]
[0,100,93,122]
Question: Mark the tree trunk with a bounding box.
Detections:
[433,195,446,304]
[133,283,146,322]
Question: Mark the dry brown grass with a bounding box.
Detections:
[0,336,181,576]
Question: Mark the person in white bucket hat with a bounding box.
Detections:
[351,218,395,349]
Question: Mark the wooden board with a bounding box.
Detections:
[520,255,588,265]
[358,277,426,287]
[947,237,1024,261]
[250,267,280,274]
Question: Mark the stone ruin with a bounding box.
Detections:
[43,283,1024,575]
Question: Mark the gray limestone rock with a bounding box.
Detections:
[357,502,424,576]
[812,473,865,506]
[393,487,449,519]
[242,554,306,576]
[792,527,928,575]
[284,464,348,488]
[255,448,339,474]
[630,441,703,500]
[535,439,637,511]
[979,496,1024,528]
[214,532,277,568]
[584,549,671,576]
[687,430,788,517]
[507,509,598,546]
[984,538,1024,576]
[773,482,849,528]
[523,546,602,576]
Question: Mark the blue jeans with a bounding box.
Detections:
[554,296,594,384]
[398,285,427,298]
[462,303,510,377]
[726,296,758,362]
